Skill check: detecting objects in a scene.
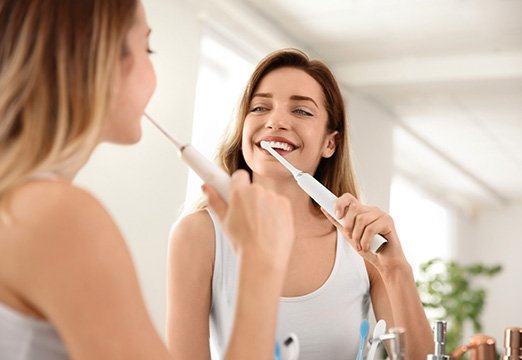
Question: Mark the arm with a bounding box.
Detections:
[8,182,171,360]
[166,211,214,359]
[204,170,294,360]
[325,193,433,359]
[369,260,432,359]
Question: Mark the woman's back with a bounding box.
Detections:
[0,179,171,360]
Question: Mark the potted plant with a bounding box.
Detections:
[416,258,502,355]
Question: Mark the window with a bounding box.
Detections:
[389,175,455,278]
[184,34,255,210]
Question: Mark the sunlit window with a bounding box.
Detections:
[184,34,255,210]
[389,175,455,278]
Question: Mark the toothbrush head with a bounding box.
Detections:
[260,140,301,177]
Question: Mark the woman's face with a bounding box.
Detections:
[103,2,156,144]
[241,67,337,180]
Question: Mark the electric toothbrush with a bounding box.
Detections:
[260,141,387,254]
[144,113,231,200]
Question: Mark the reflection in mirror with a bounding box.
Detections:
[78,1,521,357]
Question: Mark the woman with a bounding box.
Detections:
[168,48,434,359]
[0,1,294,359]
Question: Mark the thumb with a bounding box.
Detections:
[203,183,228,223]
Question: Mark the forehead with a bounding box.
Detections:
[255,67,325,101]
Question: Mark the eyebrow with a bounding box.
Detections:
[252,93,319,108]
[290,95,318,108]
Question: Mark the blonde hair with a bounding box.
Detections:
[216,48,359,205]
[0,0,137,216]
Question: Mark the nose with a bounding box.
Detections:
[264,108,290,130]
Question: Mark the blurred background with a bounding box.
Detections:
[77,0,521,355]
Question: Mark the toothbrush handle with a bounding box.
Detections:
[296,173,387,254]
[180,144,231,201]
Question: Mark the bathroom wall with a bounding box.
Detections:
[456,203,522,346]
[346,93,394,211]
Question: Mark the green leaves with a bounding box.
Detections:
[416,258,502,353]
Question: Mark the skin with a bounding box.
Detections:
[168,67,433,359]
[0,3,295,360]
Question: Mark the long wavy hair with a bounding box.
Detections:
[0,0,138,217]
[216,48,359,205]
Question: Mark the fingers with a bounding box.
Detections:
[351,210,380,251]
[332,194,392,253]
[205,169,295,271]
[228,170,252,206]
[204,169,252,224]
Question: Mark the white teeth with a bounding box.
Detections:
[261,140,293,151]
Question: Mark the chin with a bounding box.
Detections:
[121,130,143,145]
[102,127,143,145]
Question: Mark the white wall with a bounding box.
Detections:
[76,0,203,336]
[456,202,522,346]
[346,93,394,210]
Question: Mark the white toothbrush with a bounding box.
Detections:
[144,113,231,200]
[366,319,387,360]
[260,141,387,254]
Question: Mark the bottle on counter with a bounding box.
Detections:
[427,320,450,360]
[502,327,521,360]
[452,334,496,360]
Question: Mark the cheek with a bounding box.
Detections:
[102,59,156,144]
[127,58,156,106]
[240,121,257,166]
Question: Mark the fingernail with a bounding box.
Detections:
[335,209,341,218]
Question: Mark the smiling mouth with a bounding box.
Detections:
[258,140,295,153]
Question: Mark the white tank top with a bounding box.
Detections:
[208,210,371,360]
[0,303,69,360]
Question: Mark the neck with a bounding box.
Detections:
[44,148,95,182]
[252,173,334,235]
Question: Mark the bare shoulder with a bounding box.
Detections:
[170,209,215,249]
[1,180,171,359]
[7,179,117,239]
[2,180,127,289]
[171,208,214,238]
[168,208,215,266]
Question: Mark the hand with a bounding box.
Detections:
[203,170,295,272]
[321,192,407,271]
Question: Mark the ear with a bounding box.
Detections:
[321,131,338,158]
